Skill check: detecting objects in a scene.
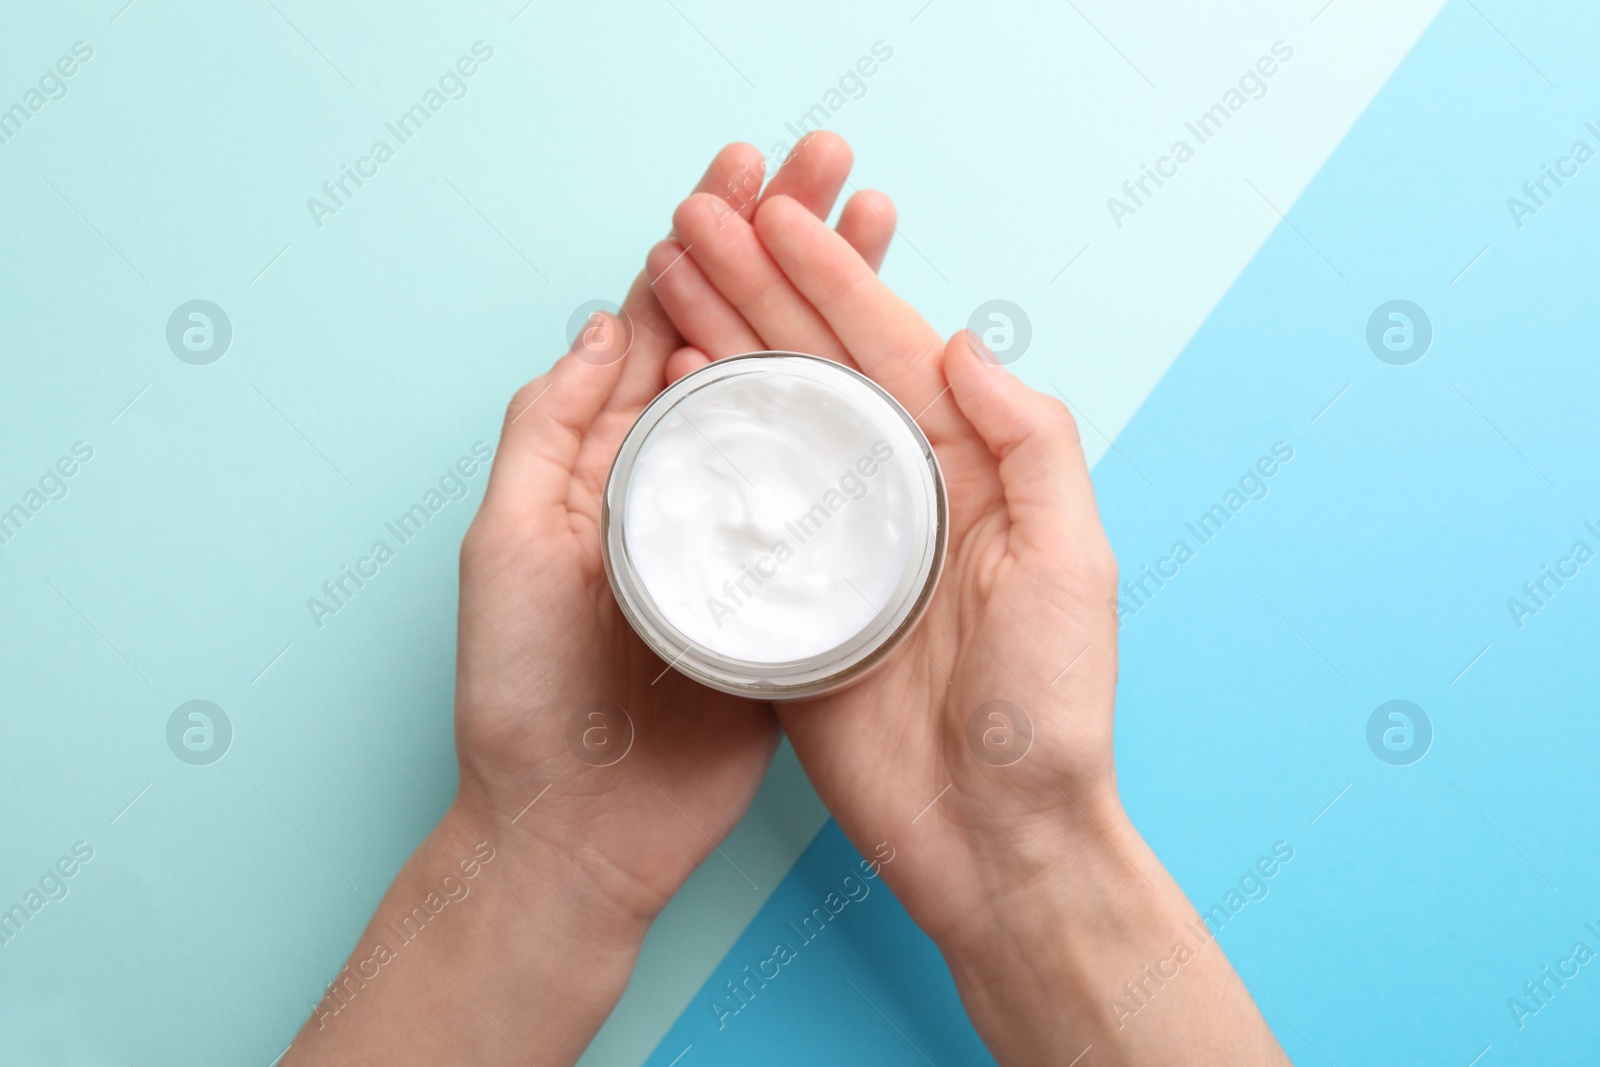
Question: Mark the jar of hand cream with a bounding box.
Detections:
[602,352,947,699]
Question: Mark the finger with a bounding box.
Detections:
[753,194,953,434]
[647,237,763,358]
[763,135,895,271]
[835,189,896,273]
[664,345,712,385]
[605,264,691,411]
[484,318,631,518]
[944,330,1106,551]
[611,145,767,409]
[757,131,853,220]
[695,142,767,224]
[674,192,853,365]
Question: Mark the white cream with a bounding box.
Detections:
[620,360,931,665]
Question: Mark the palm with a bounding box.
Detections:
[452,228,780,922]
[771,358,1112,934]
[651,156,1121,940]
[450,137,917,920]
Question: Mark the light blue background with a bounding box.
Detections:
[2,0,1594,1064]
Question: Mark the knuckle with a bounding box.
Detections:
[743,264,790,311]
[503,380,546,430]
[459,513,515,574]
[1038,395,1083,447]
[458,516,489,569]
[646,239,684,282]
[808,255,872,313]
[1088,543,1120,592]
[876,325,942,373]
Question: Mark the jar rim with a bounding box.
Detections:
[601,351,947,699]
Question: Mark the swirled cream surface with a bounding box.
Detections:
[621,366,925,664]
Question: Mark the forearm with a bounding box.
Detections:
[938,792,1289,1066]
[283,801,648,1067]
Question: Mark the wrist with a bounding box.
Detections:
[290,800,649,1066]
[440,793,654,959]
[921,774,1129,945]
[933,790,1200,1063]
[931,785,1287,1066]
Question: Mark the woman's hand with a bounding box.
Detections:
[654,131,1122,936]
[651,132,1290,1065]
[450,167,783,934]
[453,135,901,930]
[287,140,907,1067]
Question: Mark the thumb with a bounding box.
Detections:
[943,330,1107,555]
[482,315,629,523]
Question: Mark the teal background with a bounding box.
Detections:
[7,0,1594,1064]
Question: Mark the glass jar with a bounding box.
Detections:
[602,352,947,699]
